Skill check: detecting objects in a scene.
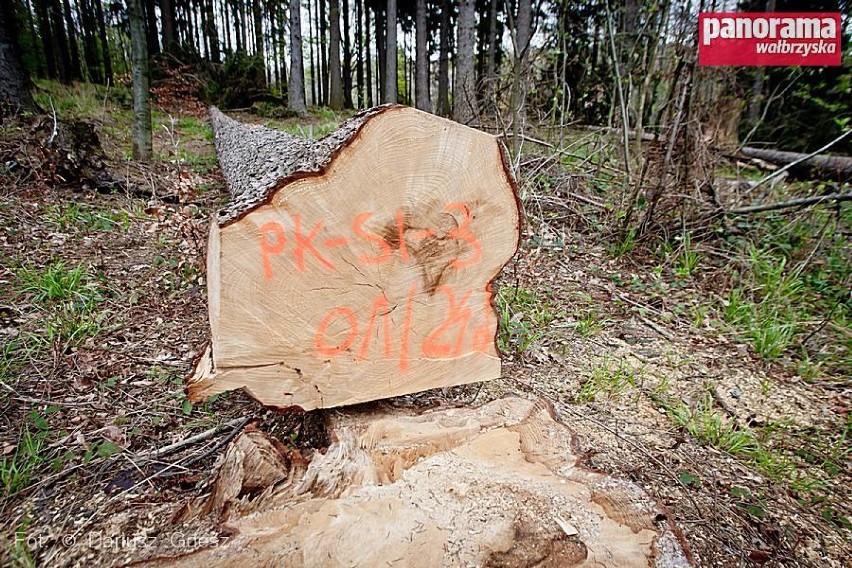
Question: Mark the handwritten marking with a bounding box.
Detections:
[446,203,482,268]
[259,221,286,279]
[323,236,350,248]
[293,214,335,271]
[421,287,474,358]
[353,212,393,264]
[315,307,358,355]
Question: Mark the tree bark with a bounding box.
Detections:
[127,0,152,160]
[143,0,160,55]
[364,0,372,106]
[454,0,475,123]
[252,0,265,64]
[288,0,307,115]
[160,0,176,51]
[61,0,83,81]
[436,0,450,116]
[0,0,37,116]
[95,0,112,82]
[342,0,353,108]
[355,0,364,107]
[192,106,521,410]
[328,0,344,109]
[739,147,852,182]
[414,0,429,111]
[319,0,328,105]
[205,0,220,62]
[383,0,397,103]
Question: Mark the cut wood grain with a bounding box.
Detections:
[189,106,521,410]
[144,398,692,567]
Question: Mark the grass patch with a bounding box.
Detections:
[576,357,639,402]
[496,286,556,354]
[46,203,132,233]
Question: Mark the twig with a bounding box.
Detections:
[133,417,248,462]
[725,192,852,215]
[47,98,58,146]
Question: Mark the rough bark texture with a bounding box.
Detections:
[128,0,152,160]
[414,0,430,112]
[146,398,692,567]
[209,105,385,225]
[192,106,521,410]
[0,1,36,116]
[436,0,451,116]
[740,146,852,182]
[328,0,344,110]
[288,0,307,115]
[383,0,398,103]
[454,0,476,123]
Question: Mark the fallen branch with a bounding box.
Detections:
[133,417,249,462]
[740,130,852,183]
[725,192,852,215]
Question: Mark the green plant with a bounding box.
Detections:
[606,229,636,258]
[576,358,639,402]
[495,286,555,354]
[674,232,700,278]
[17,262,96,304]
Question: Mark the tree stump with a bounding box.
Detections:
[146,398,692,567]
[188,106,520,410]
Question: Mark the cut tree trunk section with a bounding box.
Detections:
[189,105,520,410]
[144,398,692,567]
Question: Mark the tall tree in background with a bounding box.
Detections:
[252,0,265,70]
[288,0,307,115]
[127,0,152,160]
[204,0,220,62]
[328,0,343,109]
[383,0,396,103]
[0,0,36,115]
[436,0,450,116]
[95,0,112,82]
[61,0,82,80]
[160,0,176,51]
[341,0,353,108]
[510,0,531,136]
[414,0,429,111]
[48,0,72,83]
[454,0,475,123]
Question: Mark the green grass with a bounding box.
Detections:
[496,286,556,354]
[46,203,131,233]
[1,429,45,496]
[674,232,700,279]
[576,357,639,402]
[15,262,106,349]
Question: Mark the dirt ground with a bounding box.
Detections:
[0,98,849,567]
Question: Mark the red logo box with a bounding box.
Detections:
[698,12,841,66]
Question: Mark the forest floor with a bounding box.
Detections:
[0,81,849,567]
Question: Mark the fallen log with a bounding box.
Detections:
[188,106,521,410]
[739,145,852,182]
[142,398,692,567]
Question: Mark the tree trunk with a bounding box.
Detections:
[355,0,364,107]
[127,0,152,160]
[341,0,353,108]
[510,0,532,138]
[288,0,307,115]
[205,0,220,62]
[0,0,37,116]
[34,0,57,80]
[383,0,397,103]
[252,0,265,64]
[95,0,112,82]
[160,0,176,51]
[190,106,521,410]
[739,146,852,182]
[414,0,429,111]
[364,0,372,106]
[454,0,475,123]
[307,0,316,105]
[48,0,71,83]
[61,0,83,81]
[436,0,450,117]
[328,0,343,109]
[319,0,328,105]
[79,0,102,83]
[143,0,160,55]
[375,3,384,102]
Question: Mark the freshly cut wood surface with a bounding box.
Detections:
[147,398,692,567]
[189,106,520,410]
